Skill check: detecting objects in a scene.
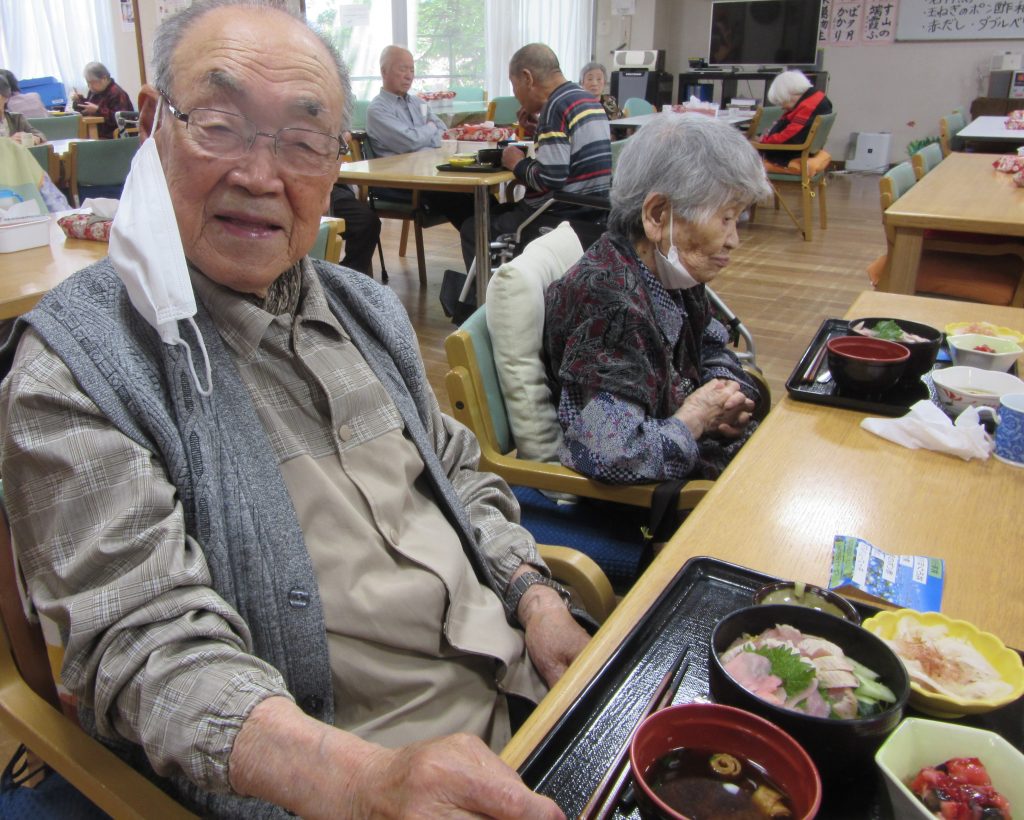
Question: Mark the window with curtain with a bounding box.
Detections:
[306,0,592,102]
[0,0,117,100]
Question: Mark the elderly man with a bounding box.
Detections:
[0,2,587,817]
[72,61,133,138]
[365,44,474,229]
[458,43,612,270]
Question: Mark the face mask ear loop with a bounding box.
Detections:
[177,317,213,397]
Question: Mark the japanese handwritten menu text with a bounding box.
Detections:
[895,0,1024,38]
[820,0,898,46]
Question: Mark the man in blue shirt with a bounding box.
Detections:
[366,46,474,230]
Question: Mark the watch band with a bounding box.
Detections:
[505,571,571,622]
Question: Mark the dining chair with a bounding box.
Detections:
[911,142,943,180]
[0,497,198,818]
[485,95,520,126]
[610,138,629,171]
[350,99,370,131]
[621,97,656,117]
[310,217,346,264]
[453,87,486,101]
[866,161,1024,306]
[351,132,445,286]
[445,223,716,588]
[68,136,140,206]
[939,110,967,156]
[25,113,81,141]
[751,111,837,241]
[744,105,783,139]
[27,143,59,183]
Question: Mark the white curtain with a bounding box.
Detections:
[0,0,117,98]
[484,0,594,100]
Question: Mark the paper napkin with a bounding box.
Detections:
[860,399,993,461]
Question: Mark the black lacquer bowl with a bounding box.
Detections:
[709,604,910,786]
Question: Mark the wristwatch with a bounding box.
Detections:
[505,571,571,622]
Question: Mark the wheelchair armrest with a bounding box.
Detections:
[552,191,611,211]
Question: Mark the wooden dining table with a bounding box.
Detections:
[503,289,1024,771]
[880,152,1024,295]
[337,144,513,304]
[0,216,107,320]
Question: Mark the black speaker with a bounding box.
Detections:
[610,70,673,108]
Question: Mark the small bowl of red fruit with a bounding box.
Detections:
[875,717,1020,819]
[948,333,1022,372]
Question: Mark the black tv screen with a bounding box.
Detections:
[708,0,822,67]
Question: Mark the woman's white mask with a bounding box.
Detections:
[108,101,212,396]
[653,209,700,291]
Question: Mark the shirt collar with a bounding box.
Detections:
[189,258,348,360]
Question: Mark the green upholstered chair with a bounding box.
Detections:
[940,110,967,156]
[621,97,656,117]
[484,95,520,126]
[453,87,485,101]
[350,99,370,131]
[745,105,783,139]
[911,142,943,181]
[68,136,140,205]
[27,143,59,182]
[26,113,81,141]
[311,217,345,264]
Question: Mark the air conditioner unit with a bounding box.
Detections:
[846,132,891,173]
[991,52,1022,71]
[612,49,665,72]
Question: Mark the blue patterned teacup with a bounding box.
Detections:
[990,393,1024,467]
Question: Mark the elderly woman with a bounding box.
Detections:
[543,114,771,484]
[757,69,832,166]
[0,70,49,118]
[0,75,45,145]
[71,61,132,138]
[580,61,621,120]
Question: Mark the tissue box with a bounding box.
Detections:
[0,216,50,253]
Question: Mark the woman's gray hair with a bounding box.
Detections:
[608,114,771,240]
[767,70,811,107]
[579,61,607,84]
[151,0,352,131]
[84,62,111,81]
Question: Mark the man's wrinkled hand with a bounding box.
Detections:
[346,734,565,819]
[502,145,526,170]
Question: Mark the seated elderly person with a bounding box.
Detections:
[71,62,133,138]
[543,115,771,484]
[0,2,582,817]
[0,74,45,145]
[756,69,832,167]
[0,69,49,118]
[579,61,621,121]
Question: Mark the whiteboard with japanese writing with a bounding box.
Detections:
[895,0,1024,40]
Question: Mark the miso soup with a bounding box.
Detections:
[645,746,793,819]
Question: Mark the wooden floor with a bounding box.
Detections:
[383,171,886,409]
[0,172,888,776]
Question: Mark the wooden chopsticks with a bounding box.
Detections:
[800,339,829,384]
[579,645,691,820]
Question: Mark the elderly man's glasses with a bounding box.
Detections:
[160,93,347,176]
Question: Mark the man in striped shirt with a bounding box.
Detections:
[458,43,612,270]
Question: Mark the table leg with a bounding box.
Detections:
[881,227,923,294]
[474,184,491,306]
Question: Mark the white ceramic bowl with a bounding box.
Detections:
[948,333,1023,372]
[875,718,1024,819]
[930,366,1024,416]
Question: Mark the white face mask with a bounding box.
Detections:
[653,209,700,290]
[109,103,212,396]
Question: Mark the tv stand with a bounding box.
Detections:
[678,69,828,105]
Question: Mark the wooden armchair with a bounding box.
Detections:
[744,105,783,140]
[939,109,967,156]
[0,501,197,818]
[68,136,140,206]
[911,142,943,180]
[751,112,837,241]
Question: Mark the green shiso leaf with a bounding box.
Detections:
[752,646,815,697]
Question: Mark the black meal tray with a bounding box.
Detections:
[785,318,945,416]
[517,556,1024,820]
[435,161,501,173]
